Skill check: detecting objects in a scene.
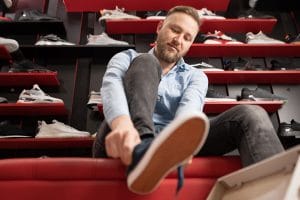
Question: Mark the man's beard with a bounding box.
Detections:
[156,41,181,63]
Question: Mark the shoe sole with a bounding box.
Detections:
[127,112,209,194]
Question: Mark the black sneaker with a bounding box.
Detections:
[223,57,265,71]
[127,113,209,194]
[14,9,59,21]
[205,89,236,101]
[238,8,275,19]
[0,120,33,138]
[239,88,287,101]
[270,59,300,70]
[278,119,300,138]
[285,33,300,44]
[8,59,54,73]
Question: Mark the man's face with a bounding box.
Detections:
[155,12,199,63]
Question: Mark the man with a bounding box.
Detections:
[93,5,284,194]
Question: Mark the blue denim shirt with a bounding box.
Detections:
[101,48,208,132]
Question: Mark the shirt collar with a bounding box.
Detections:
[148,48,189,73]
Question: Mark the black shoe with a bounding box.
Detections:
[0,120,33,138]
[8,59,54,73]
[206,88,236,101]
[14,9,59,21]
[278,119,300,138]
[239,88,287,101]
[238,8,275,19]
[223,57,265,71]
[270,59,300,70]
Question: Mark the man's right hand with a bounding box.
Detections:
[105,115,141,166]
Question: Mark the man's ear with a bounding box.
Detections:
[156,20,163,34]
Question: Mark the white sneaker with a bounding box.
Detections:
[190,62,224,71]
[246,31,286,44]
[36,120,90,138]
[197,8,225,20]
[87,91,102,111]
[98,6,141,21]
[0,36,19,53]
[86,33,129,46]
[35,34,75,46]
[18,84,63,103]
[203,31,243,44]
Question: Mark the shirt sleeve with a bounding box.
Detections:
[101,50,135,125]
[175,69,208,117]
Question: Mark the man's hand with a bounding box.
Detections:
[105,115,141,166]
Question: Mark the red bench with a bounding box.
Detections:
[0,156,241,200]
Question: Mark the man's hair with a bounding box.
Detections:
[166,6,200,27]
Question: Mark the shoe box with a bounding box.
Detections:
[207,145,300,200]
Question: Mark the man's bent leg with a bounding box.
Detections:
[197,105,284,166]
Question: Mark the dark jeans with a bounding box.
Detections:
[93,54,284,167]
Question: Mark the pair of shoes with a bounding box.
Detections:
[36,120,90,138]
[0,36,19,53]
[246,31,285,44]
[197,8,225,20]
[201,31,243,44]
[278,119,300,138]
[35,34,75,46]
[205,88,236,101]
[86,91,102,111]
[86,33,129,46]
[8,59,53,72]
[223,57,265,71]
[98,6,140,21]
[127,112,209,194]
[17,84,63,103]
[14,9,59,21]
[238,8,275,19]
[239,87,287,101]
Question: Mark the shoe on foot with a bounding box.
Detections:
[127,112,209,194]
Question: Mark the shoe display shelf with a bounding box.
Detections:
[20,45,135,59]
[205,70,300,84]
[203,101,284,114]
[0,137,93,150]
[0,103,68,116]
[105,18,277,34]
[63,0,229,12]
[0,46,60,87]
[186,44,300,57]
[0,21,66,36]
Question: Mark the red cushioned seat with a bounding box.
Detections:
[0,157,241,200]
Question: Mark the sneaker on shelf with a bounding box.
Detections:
[35,34,75,46]
[201,31,243,44]
[36,120,90,138]
[127,112,209,194]
[278,119,300,138]
[0,36,19,53]
[238,8,275,19]
[190,62,224,71]
[284,33,300,45]
[8,59,54,73]
[98,6,141,21]
[87,91,102,111]
[197,8,225,20]
[0,120,33,138]
[205,88,236,101]
[86,33,129,46]
[0,0,12,12]
[239,87,287,101]
[223,57,265,71]
[0,97,8,103]
[14,9,59,21]
[246,31,285,44]
[270,59,300,70]
[145,11,166,20]
[17,84,63,103]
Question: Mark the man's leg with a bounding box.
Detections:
[93,53,162,157]
[197,105,284,166]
